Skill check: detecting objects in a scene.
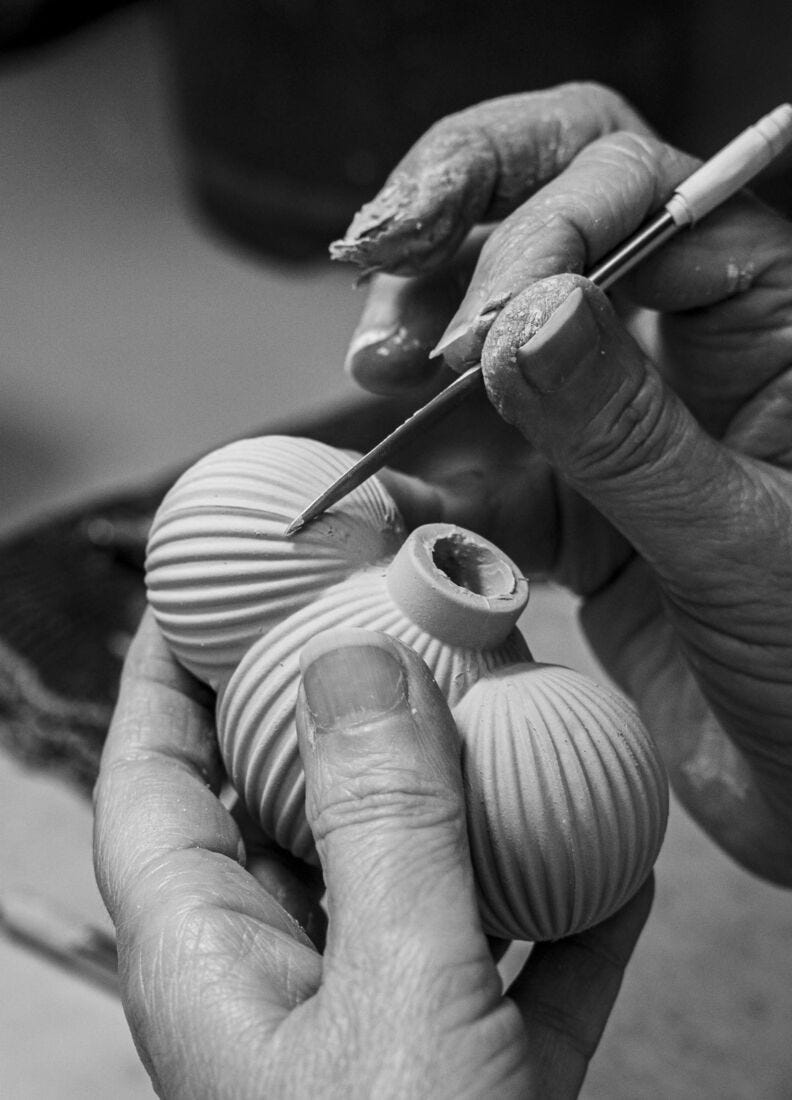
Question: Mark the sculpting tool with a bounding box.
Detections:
[285,103,792,535]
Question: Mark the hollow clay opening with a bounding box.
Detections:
[431,533,516,598]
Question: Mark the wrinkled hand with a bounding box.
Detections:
[332,83,792,882]
[93,612,651,1100]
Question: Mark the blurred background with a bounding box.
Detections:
[0,3,790,1096]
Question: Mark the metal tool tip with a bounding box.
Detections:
[283,515,306,538]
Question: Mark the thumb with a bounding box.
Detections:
[296,628,498,996]
[488,278,753,595]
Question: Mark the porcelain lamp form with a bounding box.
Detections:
[146,435,668,941]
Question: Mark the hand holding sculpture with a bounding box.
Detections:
[145,434,668,941]
[93,609,655,1098]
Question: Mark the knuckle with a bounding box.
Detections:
[596,128,662,163]
[576,130,695,210]
[568,368,672,482]
[562,79,631,116]
[578,132,664,198]
[309,773,461,846]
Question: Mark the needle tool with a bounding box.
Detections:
[285,102,792,536]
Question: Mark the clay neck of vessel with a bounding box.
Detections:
[385,523,529,649]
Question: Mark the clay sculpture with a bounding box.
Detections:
[146,434,668,941]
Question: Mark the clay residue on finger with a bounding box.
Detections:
[330,83,656,279]
[481,274,590,418]
[329,130,497,277]
[724,259,757,295]
[346,324,443,395]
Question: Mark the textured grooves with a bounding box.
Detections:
[217,569,528,863]
[455,664,668,942]
[145,436,405,688]
[145,433,668,943]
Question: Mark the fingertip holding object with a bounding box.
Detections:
[300,629,408,734]
[300,640,408,735]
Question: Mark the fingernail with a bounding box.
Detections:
[300,632,408,733]
[431,301,504,364]
[347,337,438,395]
[430,313,488,368]
[431,317,472,359]
[343,325,400,374]
[516,287,598,394]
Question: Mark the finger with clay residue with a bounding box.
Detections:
[345,271,463,394]
[345,229,487,394]
[330,83,653,277]
[432,132,695,372]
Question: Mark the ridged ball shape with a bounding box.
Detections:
[455,663,668,941]
[145,435,405,690]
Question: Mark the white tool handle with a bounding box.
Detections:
[666,103,792,225]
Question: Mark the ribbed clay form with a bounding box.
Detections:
[145,435,405,691]
[456,665,668,940]
[145,434,668,941]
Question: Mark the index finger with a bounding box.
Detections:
[93,610,313,946]
[330,82,653,276]
[510,874,655,1095]
[93,611,323,1096]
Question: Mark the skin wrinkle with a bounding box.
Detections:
[137,905,319,1084]
[666,593,792,688]
[591,552,789,798]
[565,369,674,486]
[112,785,241,880]
[587,556,792,866]
[310,955,523,1100]
[318,816,470,942]
[656,632,792,779]
[656,478,792,615]
[329,930,480,1018]
[312,785,464,846]
[726,366,792,463]
[685,643,792,719]
[173,904,307,995]
[497,131,688,272]
[123,967,166,1094]
[102,743,217,787]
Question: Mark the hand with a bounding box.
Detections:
[331,82,792,883]
[93,611,652,1099]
